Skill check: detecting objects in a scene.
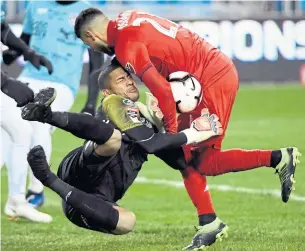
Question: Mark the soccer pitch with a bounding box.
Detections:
[1,84,305,251]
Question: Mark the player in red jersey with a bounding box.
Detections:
[74,8,301,250]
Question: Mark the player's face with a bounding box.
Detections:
[106,68,139,101]
[82,32,114,56]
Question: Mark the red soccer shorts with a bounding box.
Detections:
[178,63,239,163]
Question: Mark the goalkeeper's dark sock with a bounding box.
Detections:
[181,167,215,217]
[199,213,217,226]
[45,112,114,145]
[47,173,73,198]
[197,148,272,176]
[270,150,282,168]
[48,175,119,230]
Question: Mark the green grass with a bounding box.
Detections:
[2,84,305,251]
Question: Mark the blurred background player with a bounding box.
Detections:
[1,0,104,220]
[1,2,53,222]
[1,0,52,111]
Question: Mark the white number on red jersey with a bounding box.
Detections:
[132,12,178,39]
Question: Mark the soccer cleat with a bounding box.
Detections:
[275,147,301,203]
[21,87,56,121]
[182,218,228,250]
[33,87,56,106]
[4,197,52,223]
[26,190,45,208]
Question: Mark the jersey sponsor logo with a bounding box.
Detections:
[126,106,139,117]
[126,106,141,123]
[125,105,153,128]
[125,62,136,74]
[33,21,48,39]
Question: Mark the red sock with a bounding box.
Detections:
[181,167,215,215]
[197,148,272,176]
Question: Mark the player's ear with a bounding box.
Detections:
[85,30,95,40]
[102,89,111,97]
[91,30,104,41]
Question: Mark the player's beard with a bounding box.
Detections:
[97,44,114,56]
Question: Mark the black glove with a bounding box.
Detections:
[27,145,56,186]
[81,104,96,116]
[2,49,20,65]
[2,48,53,75]
[23,49,53,74]
[1,71,34,107]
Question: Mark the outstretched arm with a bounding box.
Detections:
[1,22,31,53]
[102,95,222,154]
[1,2,53,74]
[102,94,187,153]
[1,71,34,107]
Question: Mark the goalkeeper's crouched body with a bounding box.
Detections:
[57,131,137,235]
[24,61,222,237]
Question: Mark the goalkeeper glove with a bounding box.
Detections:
[3,49,53,75]
[181,108,223,145]
[136,92,165,133]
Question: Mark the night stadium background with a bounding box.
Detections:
[1,1,305,251]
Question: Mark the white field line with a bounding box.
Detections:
[135,177,305,202]
[1,174,304,207]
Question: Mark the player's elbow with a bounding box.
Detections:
[95,129,122,156]
[106,129,122,153]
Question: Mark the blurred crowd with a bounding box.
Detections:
[3,0,305,23]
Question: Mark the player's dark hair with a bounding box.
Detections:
[74,7,105,38]
[97,57,126,90]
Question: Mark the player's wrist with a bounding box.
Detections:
[23,48,35,59]
[180,128,197,145]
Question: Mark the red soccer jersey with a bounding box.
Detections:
[107,10,232,134]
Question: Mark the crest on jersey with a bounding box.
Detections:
[122,98,135,106]
[125,62,136,75]
[69,14,78,26]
